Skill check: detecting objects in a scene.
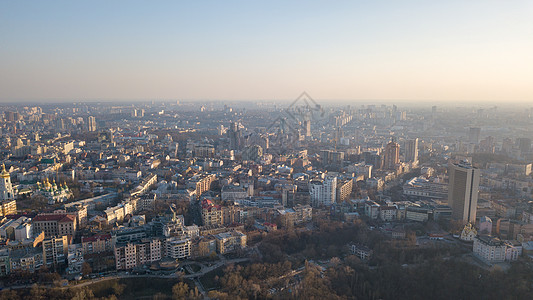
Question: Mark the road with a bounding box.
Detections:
[2,257,251,295]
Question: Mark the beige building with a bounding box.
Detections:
[114,238,162,270]
[0,199,17,217]
[215,231,246,254]
[81,233,113,254]
[336,179,353,203]
[189,174,216,199]
[32,213,77,238]
[42,235,69,266]
[201,199,223,226]
[165,237,191,259]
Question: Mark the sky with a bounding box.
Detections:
[0,0,532,103]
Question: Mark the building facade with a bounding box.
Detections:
[448,160,480,223]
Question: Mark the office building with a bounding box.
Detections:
[448,160,480,223]
[405,138,419,163]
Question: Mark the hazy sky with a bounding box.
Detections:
[1,1,532,103]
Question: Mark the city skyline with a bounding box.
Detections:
[1,1,532,103]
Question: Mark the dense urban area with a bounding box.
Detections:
[0,99,532,299]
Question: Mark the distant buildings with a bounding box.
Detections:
[448,160,480,223]
[469,127,481,144]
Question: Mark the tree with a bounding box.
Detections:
[0,290,21,300]
[71,287,95,300]
[172,282,189,300]
[82,262,92,277]
[30,284,46,300]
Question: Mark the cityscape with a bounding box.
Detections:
[0,101,531,299]
[1,1,533,300]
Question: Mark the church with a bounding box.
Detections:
[35,178,73,205]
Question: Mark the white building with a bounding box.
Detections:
[504,241,522,261]
[309,176,337,207]
[0,164,14,201]
[473,236,506,264]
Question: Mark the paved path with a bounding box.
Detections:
[3,257,251,293]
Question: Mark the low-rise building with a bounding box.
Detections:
[364,201,380,220]
[114,238,162,270]
[32,213,77,238]
[214,231,246,254]
[165,237,191,259]
[81,233,113,254]
[379,206,397,222]
[351,244,372,260]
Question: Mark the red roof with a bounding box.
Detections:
[33,213,76,223]
[201,199,221,210]
[59,215,76,223]
[82,234,112,243]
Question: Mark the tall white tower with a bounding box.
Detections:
[0,164,14,201]
[405,138,419,163]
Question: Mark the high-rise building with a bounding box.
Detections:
[469,127,481,144]
[448,160,480,223]
[87,116,97,132]
[383,140,400,170]
[4,111,16,122]
[405,138,419,163]
[309,176,337,207]
[517,138,531,155]
[304,120,311,137]
[228,122,242,150]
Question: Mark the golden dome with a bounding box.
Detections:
[0,164,10,179]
